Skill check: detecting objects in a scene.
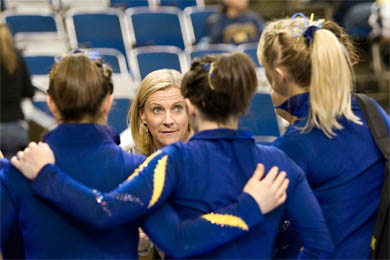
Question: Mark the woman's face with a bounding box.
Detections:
[141,87,189,149]
[224,0,248,11]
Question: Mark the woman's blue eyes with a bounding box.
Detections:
[152,107,163,114]
[173,105,183,112]
[152,105,183,114]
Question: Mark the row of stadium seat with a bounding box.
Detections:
[1,0,204,12]
[23,43,259,81]
[2,6,220,69]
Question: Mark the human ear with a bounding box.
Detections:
[185,99,196,119]
[102,94,113,116]
[46,96,60,120]
[139,108,146,125]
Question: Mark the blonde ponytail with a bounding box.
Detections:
[0,24,17,75]
[307,29,362,137]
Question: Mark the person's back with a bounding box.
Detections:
[0,51,145,258]
[273,93,389,258]
[256,15,390,258]
[158,128,328,258]
[1,125,144,258]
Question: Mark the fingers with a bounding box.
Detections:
[273,171,286,190]
[263,166,278,184]
[252,163,265,181]
[276,179,289,199]
[16,151,24,160]
[28,142,38,148]
[277,191,287,205]
[10,156,20,168]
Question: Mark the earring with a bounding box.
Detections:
[143,123,149,133]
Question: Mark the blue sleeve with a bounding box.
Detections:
[141,193,264,258]
[0,170,17,249]
[31,150,179,229]
[286,170,334,259]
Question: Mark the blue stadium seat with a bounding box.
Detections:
[238,92,280,141]
[187,43,234,61]
[184,6,217,44]
[4,12,60,35]
[32,101,52,116]
[126,6,190,50]
[129,45,188,81]
[108,98,132,132]
[85,48,129,74]
[158,0,203,10]
[237,43,261,67]
[111,0,149,8]
[4,11,68,53]
[66,8,131,70]
[23,54,55,75]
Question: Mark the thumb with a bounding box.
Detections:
[252,163,265,181]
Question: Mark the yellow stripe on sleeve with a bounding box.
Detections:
[201,212,249,231]
[148,155,168,208]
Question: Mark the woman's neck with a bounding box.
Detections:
[197,115,238,132]
[59,116,107,125]
[226,8,241,19]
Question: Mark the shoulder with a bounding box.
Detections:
[256,144,305,185]
[272,131,310,172]
[161,142,186,158]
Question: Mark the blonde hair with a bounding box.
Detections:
[0,24,17,75]
[258,18,362,137]
[129,69,188,156]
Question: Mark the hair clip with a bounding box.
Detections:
[203,62,211,72]
[291,13,325,46]
[207,62,215,90]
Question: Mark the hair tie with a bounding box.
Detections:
[291,13,325,46]
[203,62,215,90]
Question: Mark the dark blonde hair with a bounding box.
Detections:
[182,52,257,122]
[129,69,187,156]
[0,24,17,75]
[48,53,113,122]
[258,18,361,137]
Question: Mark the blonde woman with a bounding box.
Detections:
[257,14,390,258]
[128,69,191,156]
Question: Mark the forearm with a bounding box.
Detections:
[31,152,177,229]
[142,193,264,258]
